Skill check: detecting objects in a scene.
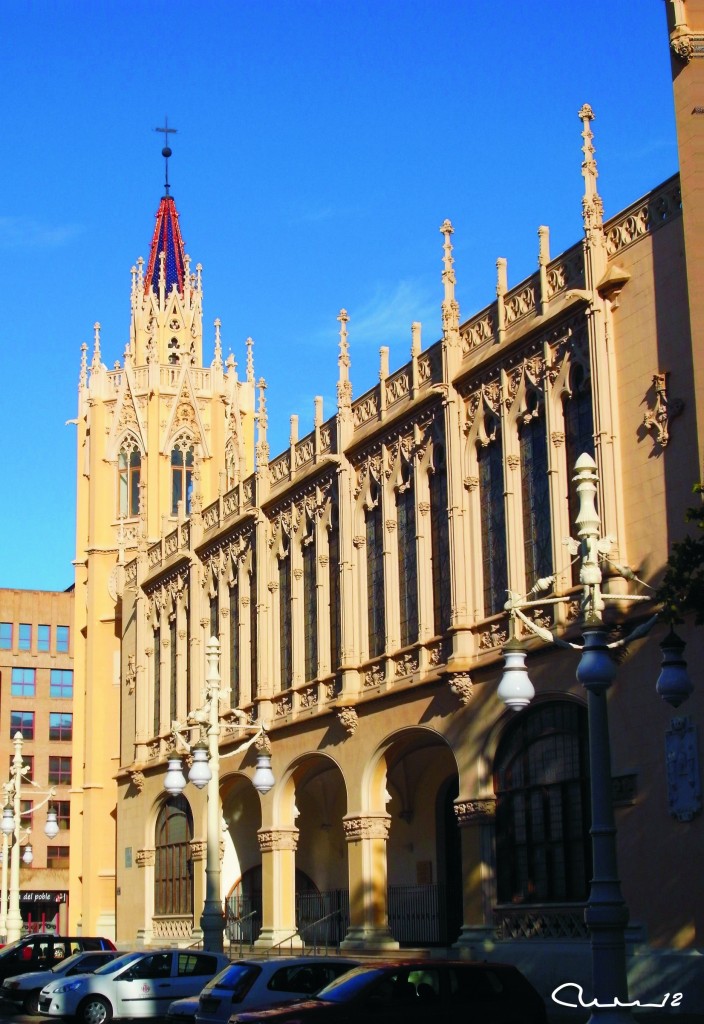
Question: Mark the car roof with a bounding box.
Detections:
[231,957,358,966]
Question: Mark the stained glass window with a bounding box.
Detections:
[118,440,141,518]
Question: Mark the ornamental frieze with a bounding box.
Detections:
[136,848,156,868]
[257,829,299,852]
[342,815,391,842]
[454,799,496,825]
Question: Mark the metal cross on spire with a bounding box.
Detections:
[155,117,177,195]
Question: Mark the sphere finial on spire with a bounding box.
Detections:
[154,117,178,196]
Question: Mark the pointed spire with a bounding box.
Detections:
[213,318,223,370]
[79,342,88,389]
[256,379,269,469]
[336,309,352,411]
[579,104,604,232]
[145,195,187,297]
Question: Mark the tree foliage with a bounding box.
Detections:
[656,484,704,625]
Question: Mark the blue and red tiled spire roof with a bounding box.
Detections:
[144,194,186,296]
[145,118,186,296]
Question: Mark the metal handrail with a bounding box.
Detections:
[262,909,342,958]
[226,909,259,958]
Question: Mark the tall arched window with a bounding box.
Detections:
[429,442,451,635]
[154,796,194,917]
[365,478,385,659]
[519,410,552,592]
[278,533,292,688]
[303,532,318,682]
[494,701,591,905]
[563,364,595,582]
[118,439,141,518]
[328,505,341,673]
[171,439,194,516]
[397,474,418,648]
[478,433,507,617]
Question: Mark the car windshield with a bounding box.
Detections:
[315,967,386,1003]
[50,954,88,974]
[208,963,258,993]
[94,952,143,976]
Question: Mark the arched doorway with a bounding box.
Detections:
[227,867,320,946]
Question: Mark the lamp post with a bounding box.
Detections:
[0,732,59,943]
[497,453,692,1024]
[164,636,274,953]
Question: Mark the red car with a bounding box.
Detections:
[229,960,547,1024]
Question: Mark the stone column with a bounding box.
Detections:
[254,828,300,950]
[340,814,399,950]
[135,847,155,947]
[453,798,496,951]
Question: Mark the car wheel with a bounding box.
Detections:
[23,990,40,1014]
[78,995,113,1024]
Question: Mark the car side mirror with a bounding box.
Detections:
[121,969,135,982]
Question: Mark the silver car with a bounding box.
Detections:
[166,958,358,1024]
[38,948,230,1024]
[1,949,118,1013]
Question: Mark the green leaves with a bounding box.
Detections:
[656,484,704,625]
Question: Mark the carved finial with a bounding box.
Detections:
[158,250,166,292]
[256,378,269,468]
[213,318,223,369]
[439,220,460,338]
[379,346,389,382]
[136,256,144,289]
[225,351,237,378]
[337,309,352,410]
[538,225,550,266]
[246,337,255,383]
[579,104,604,231]
[314,395,323,427]
[411,322,421,358]
[290,414,298,446]
[91,323,102,371]
[79,342,88,389]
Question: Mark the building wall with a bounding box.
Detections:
[0,588,74,933]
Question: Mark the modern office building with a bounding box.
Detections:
[0,588,73,933]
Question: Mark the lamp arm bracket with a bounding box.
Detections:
[606,613,660,650]
[219,730,260,761]
[513,606,579,649]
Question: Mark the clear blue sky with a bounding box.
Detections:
[1,1,678,591]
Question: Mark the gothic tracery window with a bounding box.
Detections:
[171,438,194,516]
[229,580,239,707]
[303,528,318,682]
[328,505,341,673]
[278,533,292,688]
[154,796,194,917]
[118,438,141,518]
[563,363,595,581]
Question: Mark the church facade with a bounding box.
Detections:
[71,2,704,986]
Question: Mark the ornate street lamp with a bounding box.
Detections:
[0,733,58,943]
[164,636,274,953]
[497,453,693,1023]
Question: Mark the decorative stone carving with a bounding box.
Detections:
[258,829,299,852]
[352,536,366,549]
[342,815,391,842]
[666,717,702,822]
[394,653,418,677]
[273,696,293,717]
[551,431,565,447]
[506,454,520,470]
[128,769,145,792]
[464,476,479,491]
[189,840,207,861]
[299,686,318,709]
[479,624,508,650]
[454,799,496,825]
[449,672,474,704]
[364,663,385,688]
[418,501,430,515]
[337,707,359,735]
[136,848,155,867]
[642,372,684,448]
[125,655,136,695]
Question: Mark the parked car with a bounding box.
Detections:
[0,934,116,983]
[166,957,359,1024]
[228,960,548,1023]
[1,949,119,1013]
[38,948,230,1024]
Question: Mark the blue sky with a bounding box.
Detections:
[1,1,679,591]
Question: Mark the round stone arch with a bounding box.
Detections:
[362,724,459,814]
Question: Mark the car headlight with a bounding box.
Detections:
[53,980,86,994]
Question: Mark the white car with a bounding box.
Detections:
[166,956,359,1024]
[38,948,230,1024]
[2,949,118,1013]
